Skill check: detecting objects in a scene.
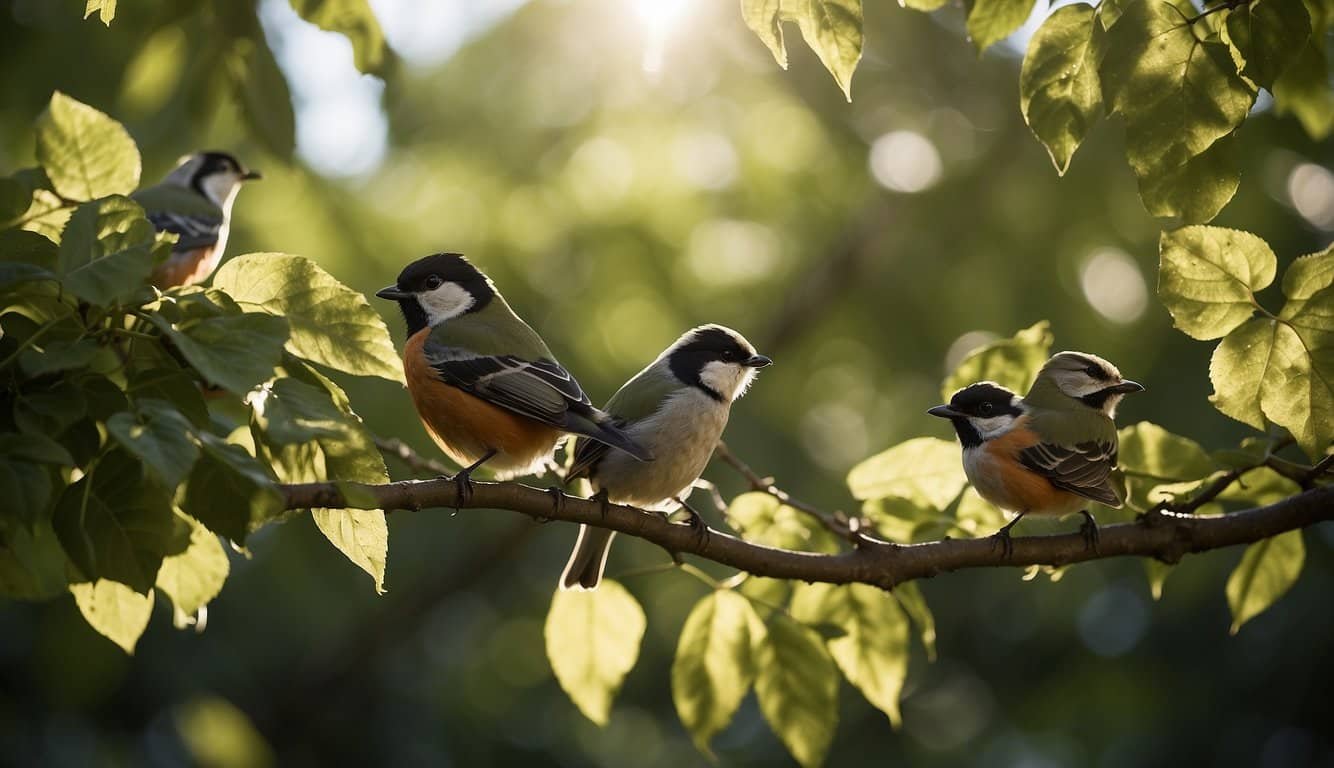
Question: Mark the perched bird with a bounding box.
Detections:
[376,253,650,494]
[133,151,260,288]
[559,325,772,591]
[927,351,1143,553]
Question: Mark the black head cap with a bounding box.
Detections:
[193,151,258,182]
[928,382,1023,448]
[376,253,495,336]
[668,325,770,401]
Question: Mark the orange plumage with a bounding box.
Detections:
[402,327,560,475]
[967,416,1086,516]
[151,245,220,289]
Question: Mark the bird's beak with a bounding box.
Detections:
[927,405,961,419]
[1107,379,1145,394]
[375,285,410,301]
[744,354,773,368]
[242,170,262,181]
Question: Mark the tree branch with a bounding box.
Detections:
[280,477,1334,590]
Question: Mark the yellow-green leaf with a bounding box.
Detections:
[968,0,1037,51]
[312,509,388,594]
[1020,4,1103,175]
[1158,226,1276,341]
[742,0,789,66]
[1279,245,1334,319]
[793,582,910,727]
[726,492,840,553]
[71,579,154,653]
[84,0,117,25]
[952,486,1008,537]
[214,254,405,384]
[545,579,646,726]
[847,437,968,508]
[671,591,761,756]
[794,0,864,100]
[289,0,389,76]
[1117,421,1216,511]
[942,320,1053,402]
[1272,33,1334,139]
[156,512,229,627]
[1135,131,1241,224]
[1224,0,1312,89]
[755,612,838,768]
[35,92,141,201]
[1144,560,1171,600]
[1226,530,1304,633]
[892,581,937,660]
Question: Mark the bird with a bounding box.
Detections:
[559,324,772,591]
[375,253,651,498]
[133,151,260,288]
[927,351,1143,554]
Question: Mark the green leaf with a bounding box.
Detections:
[1100,0,1255,218]
[544,579,647,726]
[57,196,155,306]
[847,437,968,508]
[0,230,58,288]
[671,590,761,756]
[1020,4,1103,175]
[1144,559,1172,600]
[1272,34,1334,139]
[794,0,864,100]
[70,579,153,653]
[1117,421,1216,511]
[1224,0,1311,88]
[755,612,839,768]
[952,486,1008,537]
[18,338,100,377]
[107,399,200,491]
[84,0,117,25]
[863,495,953,543]
[176,697,276,768]
[214,254,405,384]
[52,452,175,593]
[967,0,1037,51]
[126,366,210,429]
[901,0,949,10]
[35,92,141,201]
[942,320,1053,402]
[227,38,297,159]
[1279,245,1334,318]
[741,0,788,66]
[257,365,390,591]
[1135,131,1241,224]
[149,311,289,395]
[156,511,229,627]
[726,492,840,553]
[289,0,389,76]
[0,519,70,600]
[1226,529,1304,633]
[892,581,937,660]
[1158,226,1276,340]
[183,433,284,543]
[792,582,909,727]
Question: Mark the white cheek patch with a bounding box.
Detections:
[967,414,1018,440]
[420,282,474,322]
[1053,370,1105,398]
[698,361,753,401]
[201,172,243,209]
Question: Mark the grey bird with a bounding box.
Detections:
[559,324,772,591]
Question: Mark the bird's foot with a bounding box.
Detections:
[674,497,710,549]
[990,514,1025,559]
[450,469,477,510]
[539,486,566,523]
[1079,510,1100,553]
[592,489,611,522]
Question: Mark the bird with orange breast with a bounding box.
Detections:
[133,151,260,289]
[928,351,1144,553]
[375,253,650,496]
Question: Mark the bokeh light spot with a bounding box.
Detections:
[1080,247,1147,325]
[687,219,782,286]
[869,130,943,193]
[672,131,738,190]
[1286,162,1334,230]
[1077,585,1148,657]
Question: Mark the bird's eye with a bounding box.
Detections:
[720,349,734,361]
[979,401,994,416]
[425,275,444,290]
[1085,365,1101,378]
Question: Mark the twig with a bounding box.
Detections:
[1302,454,1334,488]
[374,436,455,477]
[1184,0,1249,24]
[277,476,1334,589]
[713,441,860,544]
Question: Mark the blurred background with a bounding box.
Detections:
[2,0,1333,765]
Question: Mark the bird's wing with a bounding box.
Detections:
[1018,439,1123,507]
[567,365,678,481]
[425,344,592,429]
[133,185,225,251]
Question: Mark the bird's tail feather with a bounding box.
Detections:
[560,526,616,591]
[565,410,653,462]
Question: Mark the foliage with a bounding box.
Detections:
[742,0,1334,223]
[0,94,402,651]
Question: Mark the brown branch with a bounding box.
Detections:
[278,477,1334,589]
[712,441,864,545]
